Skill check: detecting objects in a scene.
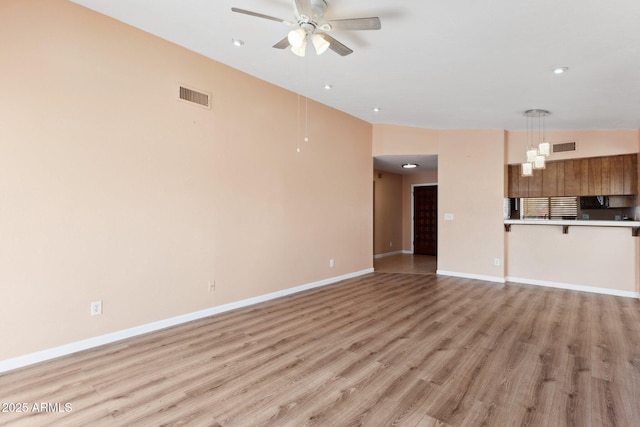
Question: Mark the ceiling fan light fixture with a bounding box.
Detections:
[291,43,306,57]
[287,28,307,48]
[311,34,330,55]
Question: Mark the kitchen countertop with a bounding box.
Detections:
[504,219,640,227]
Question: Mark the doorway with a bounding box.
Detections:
[413,185,437,255]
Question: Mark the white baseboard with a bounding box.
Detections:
[373,250,415,259]
[373,250,404,259]
[506,276,640,299]
[436,270,506,284]
[0,268,374,374]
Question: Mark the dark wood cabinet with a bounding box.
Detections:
[563,159,581,196]
[542,161,558,196]
[609,155,624,194]
[623,154,637,195]
[508,164,520,198]
[507,154,638,198]
[587,157,602,196]
[529,167,543,197]
[556,161,565,196]
[601,157,611,195]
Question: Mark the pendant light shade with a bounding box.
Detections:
[538,141,550,156]
[521,109,551,176]
[533,154,546,169]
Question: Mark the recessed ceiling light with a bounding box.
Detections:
[232,39,245,47]
[402,163,418,169]
[552,66,568,74]
[323,84,332,90]
[373,107,381,112]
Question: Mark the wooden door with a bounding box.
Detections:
[414,186,437,255]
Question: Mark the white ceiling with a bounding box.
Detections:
[374,155,438,175]
[71,0,640,133]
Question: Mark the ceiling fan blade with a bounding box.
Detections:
[294,0,312,18]
[273,37,290,49]
[321,33,353,56]
[231,7,292,25]
[323,17,381,31]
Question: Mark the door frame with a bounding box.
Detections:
[410,182,438,255]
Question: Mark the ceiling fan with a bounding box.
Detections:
[231,0,381,57]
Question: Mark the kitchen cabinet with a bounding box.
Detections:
[507,154,638,198]
[508,164,521,197]
[623,154,637,195]
[601,157,611,195]
[563,159,581,196]
[587,157,602,195]
[528,167,543,197]
[609,155,624,194]
[542,161,559,196]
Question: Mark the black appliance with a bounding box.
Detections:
[580,196,609,209]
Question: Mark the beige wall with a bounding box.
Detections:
[507,130,638,164]
[373,125,507,281]
[373,170,403,256]
[0,0,372,361]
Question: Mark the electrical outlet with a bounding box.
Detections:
[208,280,215,292]
[389,241,393,247]
[493,258,501,266]
[90,300,103,316]
[444,213,454,221]
[329,259,335,268]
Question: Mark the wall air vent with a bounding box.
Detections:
[553,142,576,153]
[178,85,211,109]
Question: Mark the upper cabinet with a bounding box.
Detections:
[508,154,637,198]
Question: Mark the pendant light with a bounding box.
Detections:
[521,109,551,176]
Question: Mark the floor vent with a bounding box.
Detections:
[179,85,211,108]
[553,142,576,153]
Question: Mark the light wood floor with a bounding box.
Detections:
[374,254,437,275]
[1,271,640,426]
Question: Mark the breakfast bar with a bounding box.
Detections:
[504,219,640,297]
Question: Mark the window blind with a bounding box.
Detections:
[522,197,577,220]
[549,197,578,219]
